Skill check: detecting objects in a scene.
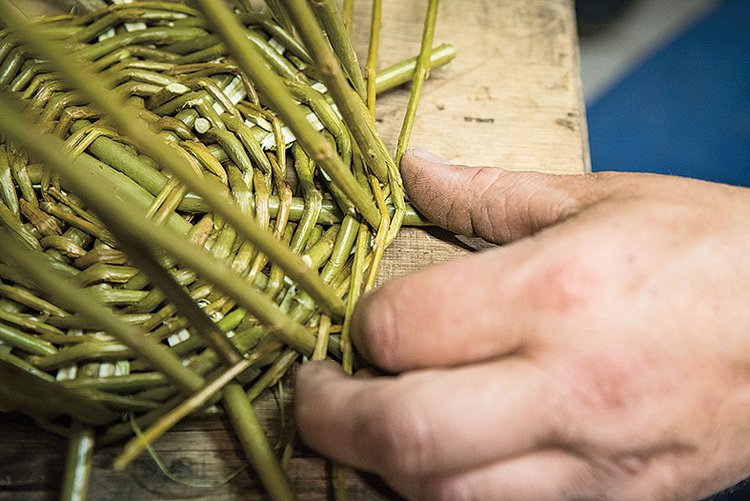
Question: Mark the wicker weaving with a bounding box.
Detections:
[0,1,451,498]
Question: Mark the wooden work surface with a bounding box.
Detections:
[1,1,589,499]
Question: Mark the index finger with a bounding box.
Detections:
[295,360,566,479]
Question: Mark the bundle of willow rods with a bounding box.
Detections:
[0,0,453,499]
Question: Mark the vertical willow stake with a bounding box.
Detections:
[224,384,297,501]
[386,0,441,247]
[60,422,95,501]
[342,0,355,34]
[363,0,390,290]
[365,0,382,114]
[394,0,441,166]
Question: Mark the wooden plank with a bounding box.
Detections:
[1,1,588,499]
[369,0,589,282]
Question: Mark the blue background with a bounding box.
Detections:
[587,0,750,187]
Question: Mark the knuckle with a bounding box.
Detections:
[466,166,505,237]
[522,256,601,315]
[466,168,584,242]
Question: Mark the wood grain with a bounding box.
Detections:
[370,0,589,280]
[1,1,589,499]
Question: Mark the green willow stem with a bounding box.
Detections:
[281,0,395,185]
[117,237,244,366]
[0,229,204,394]
[224,383,296,501]
[265,0,296,33]
[0,360,118,426]
[0,94,317,356]
[341,0,355,34]
[309,0,367,98]
[60,421,95,501]
[342,223,370,373]
[191,0,380,229]
[365,0,382,113]
[382,0,442,248]
[395,0,440,166]
[312,314,331,361]
[246,348,297,401]
[333,466,350,501]
[0,3,345,318]
[114,355,257,471]
[60,373,168,393]
[375,42,456,94]
[0,320,57,357]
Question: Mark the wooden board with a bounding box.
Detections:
[368,0,590,281]
[1,1,589,499]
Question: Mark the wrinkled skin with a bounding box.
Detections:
[295,150,750,501]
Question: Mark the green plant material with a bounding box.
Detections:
[0,95,318,355]
[365,0,382,113]
[224,383,296,501]
[246,348,298,401]
[0,3,346,319]
[114,351,262,470]
[375,42,456,94]
[309,0,367,98]
[192,0,382,228]
[0,0,453,497]
[61,422,95,501]
[0,361,118,426]
[0,228,204,393]
[279,0,396,185]
[342,0,355,34]
[395,0,441,166]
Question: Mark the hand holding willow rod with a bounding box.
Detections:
[297,151,750,501]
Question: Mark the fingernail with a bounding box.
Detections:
[409,148,452,165]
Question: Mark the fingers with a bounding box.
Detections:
[295,359,565,480]
[351,244,536,371]
[392,449,593,501]
[401,150,605,244]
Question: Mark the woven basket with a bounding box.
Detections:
[0,1,450,493]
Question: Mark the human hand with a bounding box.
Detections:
[295,151,750,501]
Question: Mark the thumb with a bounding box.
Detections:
[402,150,599,244]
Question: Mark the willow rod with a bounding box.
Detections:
[277,0,396,183]
[0,93,317,356]
[224,383,296,501]
[0,2,346,318]
[191,0,381,228]
[394,0,441,165]
[309,0,367,99]
[114,355,255,471]
[365,0,382,113]
[383,0,441,248]
[0,229,205,394]
[60,422,95,501]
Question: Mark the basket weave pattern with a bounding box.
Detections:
[0,1,407,444]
